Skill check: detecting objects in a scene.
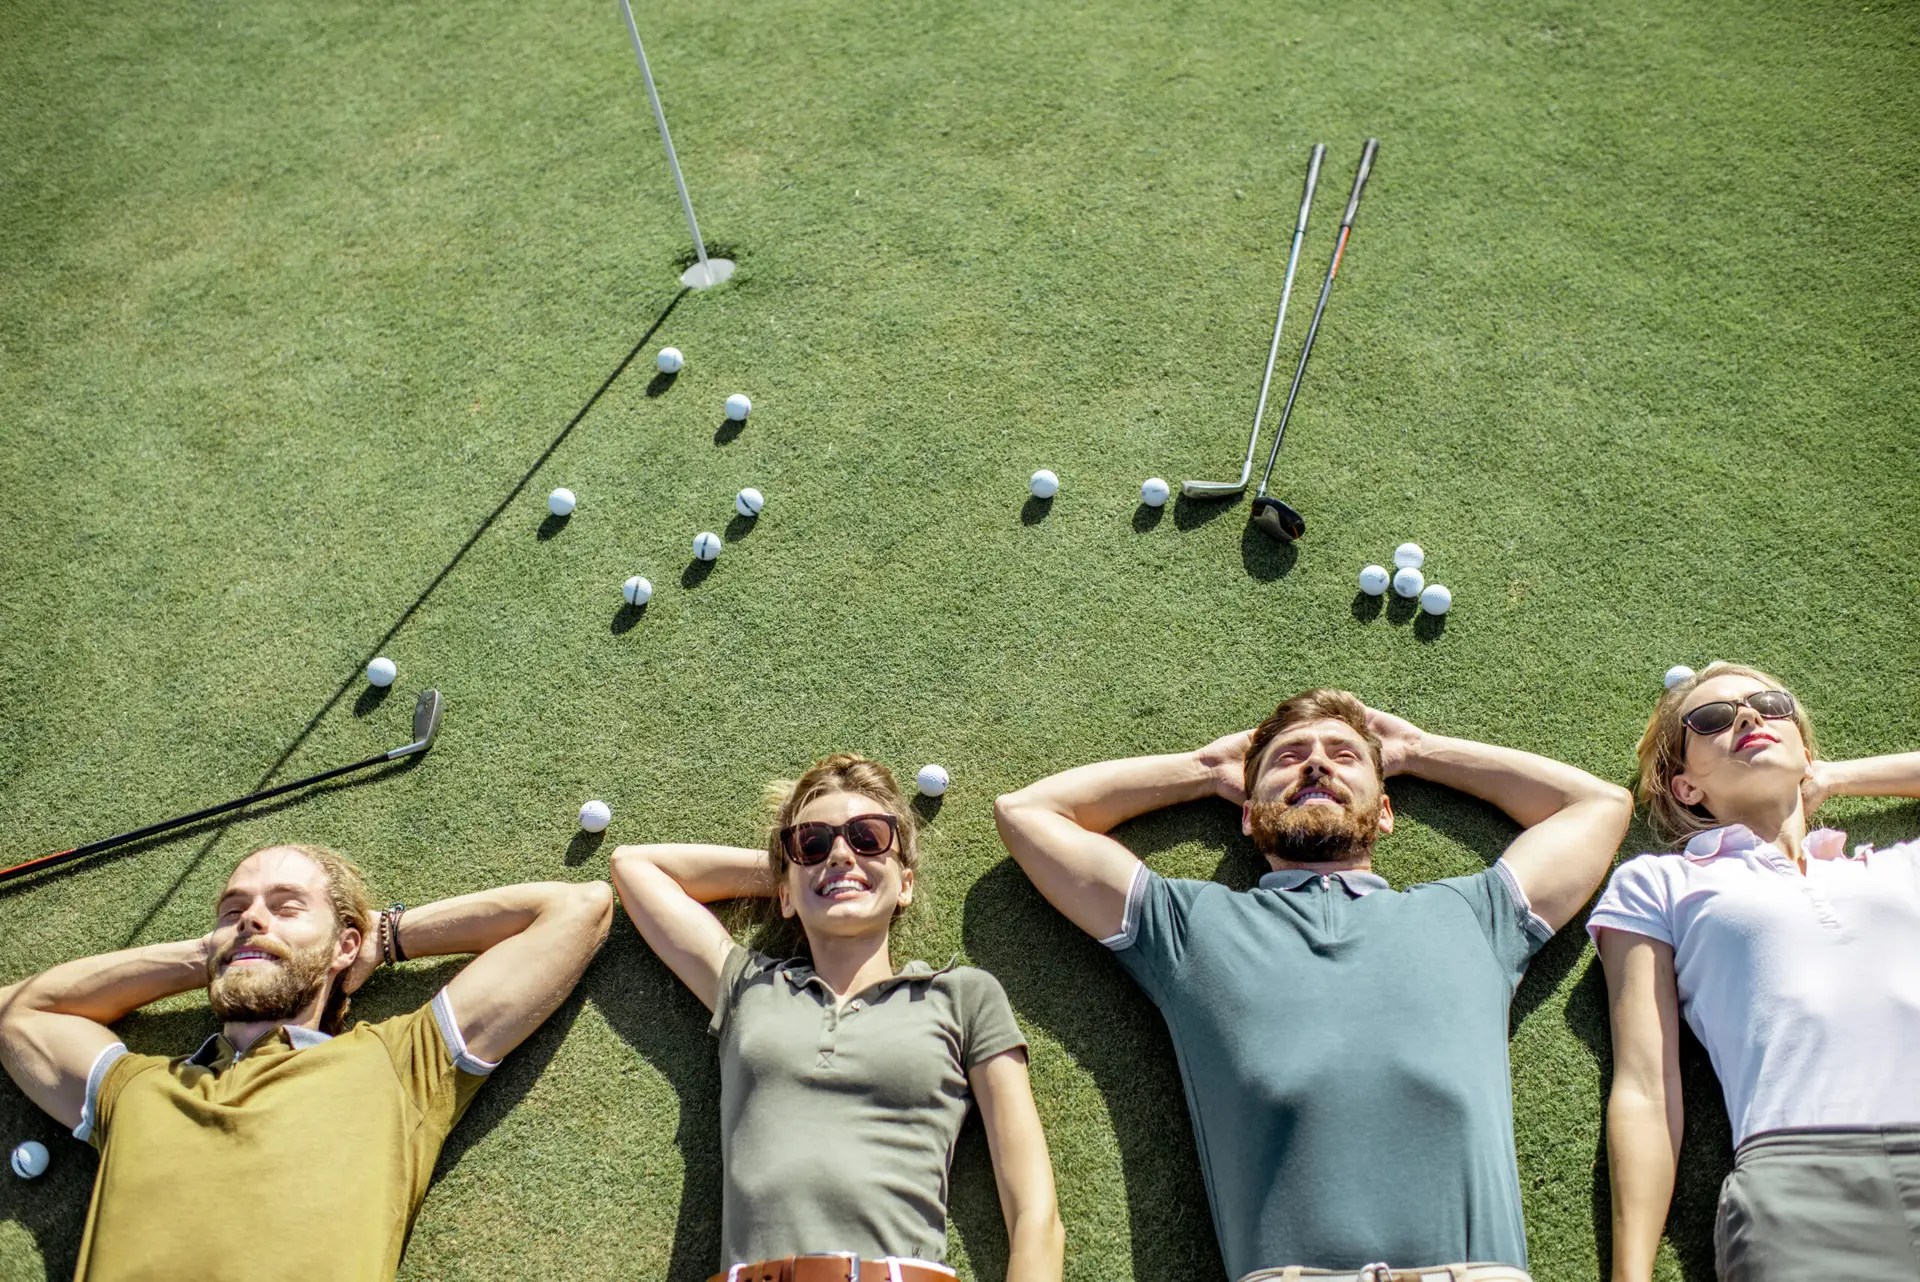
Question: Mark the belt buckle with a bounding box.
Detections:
[796,1252,861,1282]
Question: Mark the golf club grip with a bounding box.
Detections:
[0,750,392,885]
[1295,144,1326,231]
[1341,138,1380,227]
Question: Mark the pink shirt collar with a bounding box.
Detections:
[1682,823,1851,864]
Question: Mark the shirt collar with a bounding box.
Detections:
[1682,823,1851,864]
[777,954,957,996]
[1257,868,1391,897]
[186,1023,333,1069]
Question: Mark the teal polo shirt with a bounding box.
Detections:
[1107,861,1552,1277]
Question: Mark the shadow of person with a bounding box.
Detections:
[587,930,725,1282]
[961,801,1239,1279]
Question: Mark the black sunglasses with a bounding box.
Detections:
[779,814,899,866]
[1681,689,1796,738]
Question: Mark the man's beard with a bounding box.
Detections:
[1247,796,1382,865]
[207,935,336,1025]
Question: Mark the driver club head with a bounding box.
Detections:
[1248,495,1306,542]
[411,689,445,752]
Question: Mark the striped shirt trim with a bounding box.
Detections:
[431,988,499,1076]
[72,1041,129,1141]
[1101,863,1150,950]
[1495,859,1556,945]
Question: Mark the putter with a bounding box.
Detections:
[1183,144,1326,499]
[0,689,445,886]
[1249,137,1379,542]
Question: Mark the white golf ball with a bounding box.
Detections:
[1392,566,1425,598]
[1664,664,1695,689]
[1140,477,1170,507]
[656,346,684,374]
[735,487,765,518]
[1419,583,1453,615]
[548,487,577,517]
[10,1140,48,1180]
[915,764,950,797]
[1393,542,1425,570]
[692,531,723,561]
[578,800,612,833]
[1030,469,1059,499]
[724,393,752,422]
[366,657,397,687]
[622,576,653,606]
[1357,564,1390,596]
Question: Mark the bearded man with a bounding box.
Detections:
[0,843,612,1280]
[994,690,1630,1282]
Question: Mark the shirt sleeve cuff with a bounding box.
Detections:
[1100,863,1149,950]
[1585,908,1674,949]
[1494,860,1555,946]
[71,1042,129,1142]
[431,989,500,1077]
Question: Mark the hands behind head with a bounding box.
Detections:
[341,923,381,996]
[1194,729,1255,806]
[1362,705,1425,778]
[1800,759,1833,817]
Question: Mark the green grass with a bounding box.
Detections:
[3,0,1918,1277]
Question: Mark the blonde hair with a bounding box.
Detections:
[1635,663,1818,845]
[223,843,375,1035]
[763,754,921,926]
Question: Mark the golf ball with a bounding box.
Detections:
[735,487,765,518]
[10,1140,48,1180]
[1419,583,1453,615]
[548,487,577,517]
[1357,564,1390,596]
[692,531,723,561]
[724,393,752,422]
[1030,469,1059,499]
[1394,542,1425,570]
[656,346,684,374]
[1392,566,1425,598]
[1140,477,1170,507]
[366,657,397,688]
[578,800,612,834]
[1664,664,1695,689]
[915,764,950,797]
[622,576,653,607]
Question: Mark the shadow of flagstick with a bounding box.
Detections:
[114,289,688,947]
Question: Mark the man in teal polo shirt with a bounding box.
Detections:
[994,689,1630,1281]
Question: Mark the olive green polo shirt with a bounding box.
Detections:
[1108,863,1551,1277]
[709,945,1027,1267]
[70,990,494,1281]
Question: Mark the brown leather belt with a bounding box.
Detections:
[709,1256,956,1282]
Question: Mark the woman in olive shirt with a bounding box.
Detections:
[611,754,1063,1282]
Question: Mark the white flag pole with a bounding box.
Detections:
[617,0,734,289]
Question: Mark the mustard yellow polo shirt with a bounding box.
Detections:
[70,990,495,1281]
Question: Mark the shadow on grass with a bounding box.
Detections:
[1351,591,1383,622]
[611,601,649,636]
[84,289,687,946]
[1019,496,1052,525]
[353,682,392,718]
[1239,523,1298,581]
[647,370,678,397]
[714,416,746,446]
[1173,492,1235,530]
[724,513,757,543]
[590,930,724,1282]
[537,511,572,541]
[682,558,717,589]
[1132,503,1166,532]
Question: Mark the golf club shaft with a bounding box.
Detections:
[1236,145,1326,481]
[0,741,427,886]
[1254,137,1379,497]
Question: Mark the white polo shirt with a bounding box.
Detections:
[1588,823,1920,1145]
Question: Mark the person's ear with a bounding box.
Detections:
[1241,803,1253,837]
[897,867,914,908]
[1377,794,1394,835]
[778,883,795,920]
[1671,772,1706,807]
[332,925,361,977]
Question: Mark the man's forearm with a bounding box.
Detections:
[1399,733,1617,828]
[1003,751,1220,834]
[393,882,598,960]
[0,938,208,1028]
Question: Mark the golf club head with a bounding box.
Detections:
[1249,496,1306,542]
[1180,479,1251,499]
[411,689,444,751]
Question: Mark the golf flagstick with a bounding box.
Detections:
[1249,137,1379,541]
[0,690,445,886]
[616,0,733,290]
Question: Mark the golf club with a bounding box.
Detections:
[1182,144,1326,499]
[0,689,445,886]
[1249,137,1380,542]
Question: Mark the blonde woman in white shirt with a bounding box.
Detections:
[1588,663,1920,1282]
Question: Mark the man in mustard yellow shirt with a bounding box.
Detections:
[0,842,613,1280]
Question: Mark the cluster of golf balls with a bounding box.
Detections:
[1357,543,1452,615]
